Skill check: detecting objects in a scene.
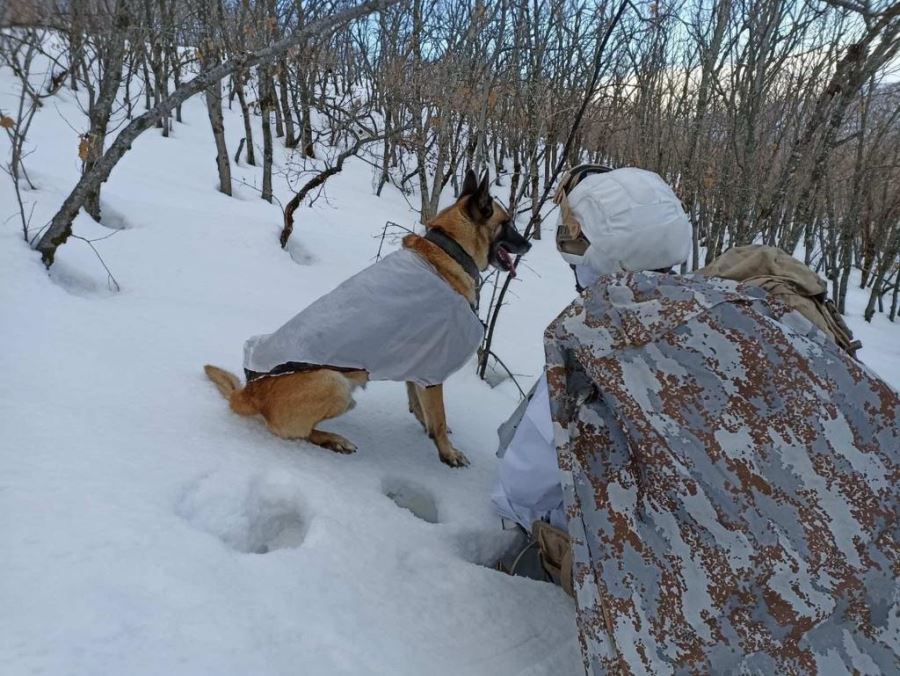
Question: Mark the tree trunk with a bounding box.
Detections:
[260,68,274,203]
[272,81,284,138]
[529,150,540,239]
[508,144,521,212]
[837,229,853,314]
[864,262,885,322]
[234,72,256,165]
[160,0,181,124]
[123,55,134,119]
[298,71,315,157]
[139,46,153,111]
[204,71,232,195]
[543,135,552,192]
[278,60,296,147]
[865,228,899,321]
[890,268,899,322]
[83,0,130,221]
[376,103,392,196]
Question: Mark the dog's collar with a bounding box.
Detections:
[424,228,480,284]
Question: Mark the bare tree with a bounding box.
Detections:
[79,0,131,221]
[0,0,892,336]
[0,27,66,239]
[198,0,232,195]
[34,0,400,266]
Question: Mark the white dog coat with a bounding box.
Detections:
[243,249,484,387]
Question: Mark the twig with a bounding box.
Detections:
[375,220,415,261]
[234,177,284,211]
[71,234,121,292]
[482,350,527,398]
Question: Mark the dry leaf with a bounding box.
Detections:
[0,115,14,129]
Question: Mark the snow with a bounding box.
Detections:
[1,47,897,676]
[0,58,580,675]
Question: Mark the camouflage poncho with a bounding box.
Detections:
[544,272,898,674]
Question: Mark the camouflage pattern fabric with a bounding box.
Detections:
[543,272,899,674]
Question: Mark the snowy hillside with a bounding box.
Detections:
[2,48,898,676]
[0,52,584,675]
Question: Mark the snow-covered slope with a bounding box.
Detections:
[0,68,582,675]
[1,54,897,676]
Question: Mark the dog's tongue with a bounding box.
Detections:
[498,247,517,277]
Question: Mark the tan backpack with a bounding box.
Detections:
[699,245,861,356]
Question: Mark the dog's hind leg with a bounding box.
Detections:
[257,370,360,454]
[308,430,357,454]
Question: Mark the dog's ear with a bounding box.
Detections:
[478,171,490,196]
[460,169,478,198]
[466,171,493,221]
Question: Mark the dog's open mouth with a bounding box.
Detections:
[495,244,517,277]
[489,220,530,276]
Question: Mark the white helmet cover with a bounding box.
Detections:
[557,168,691,275]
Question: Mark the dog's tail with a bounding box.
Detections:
[204,365,257,416]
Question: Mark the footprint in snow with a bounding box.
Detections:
[177,471,308,554]
[382,477,439,524]
[286,239,317,266]
[380,478,528,574]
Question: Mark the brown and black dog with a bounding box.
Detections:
[204,170,529,467]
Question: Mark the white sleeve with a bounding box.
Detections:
[491,373,566,530]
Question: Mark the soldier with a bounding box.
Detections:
[493,166,692,539]
[494,166,899,673]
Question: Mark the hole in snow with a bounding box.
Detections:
[454,528,525,570]
[492,532,549,582]
[244,513,306,555]
[98,203,129,230]
[177,473,308,554]
[286,239,317,266]
[48,258,119,297]
[382,477,439,524]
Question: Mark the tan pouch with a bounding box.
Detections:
[532,520,574,598]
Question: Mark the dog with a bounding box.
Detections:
[204,170,530,467]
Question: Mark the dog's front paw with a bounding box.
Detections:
[439,447,470,468]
